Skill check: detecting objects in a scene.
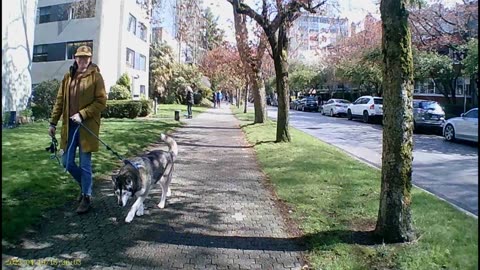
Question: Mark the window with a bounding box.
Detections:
[138,23,147,41]
[138,54,146,71]
[128,14,137,34]
[33,45,48,62]
[126,48,135,67]
[38,7,51,23]
[140,85,146,96]
[66,41,93,59]
[374,98,383,105]
[464,109,478,119]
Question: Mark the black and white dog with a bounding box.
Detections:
[112,134,178,223]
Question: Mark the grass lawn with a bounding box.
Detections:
[232,107,478,270]
[2,104,207,242]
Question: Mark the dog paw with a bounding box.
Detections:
[136,208,144,216]
[157,202,165,209]
[125,213,135,223]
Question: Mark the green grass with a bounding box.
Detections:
[2,104,207,241]
[232,107,478,270]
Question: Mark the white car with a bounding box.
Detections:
[443,108,478,143]
[347,96,383,123]
[321,99,351,117]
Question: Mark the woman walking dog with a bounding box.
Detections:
[48,45,107,214]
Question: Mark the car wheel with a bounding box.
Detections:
[347,109,352,120]
[444,124,455,141]
[363,111,369,123]
[330,109,334,117]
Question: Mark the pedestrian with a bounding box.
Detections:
[185,83,194,118]
[48,45,107,214]
[216,91,223,108]
[213,91,217,108]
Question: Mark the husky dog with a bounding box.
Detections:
[112,134,178,223]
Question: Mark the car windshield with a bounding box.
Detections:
[374,98,383,105]
[421,101,443,111]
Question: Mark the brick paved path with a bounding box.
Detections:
[2,105,305,269]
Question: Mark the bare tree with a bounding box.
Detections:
[232,2,268,123]
[375,0,416,243]
[227,0,327,142]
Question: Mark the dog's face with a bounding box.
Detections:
[112,172,135,207]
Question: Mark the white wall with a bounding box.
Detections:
[96,0,123,92]
[2,0,38,113]
[119,0,150,99]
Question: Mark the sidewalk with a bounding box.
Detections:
[2,106,304,269]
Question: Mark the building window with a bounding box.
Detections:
[128,14,137,34]
[71,0,96,19]
[140,85,146,96]
[138,54,146,70]
[126,48,135,67]
[138,23,147,41]
[38,7,51,23]
[66,41,93,59]
[33,45,48,62]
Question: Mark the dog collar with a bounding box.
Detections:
[123,159,141,170]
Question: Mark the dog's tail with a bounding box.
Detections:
[160,133,178,161]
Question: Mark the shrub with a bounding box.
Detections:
[116,73,131,90]
[139,99,152,117]
[199,98,214,108]
[30,79,61,120]
[102,100,142,119]
[108,84,131,100]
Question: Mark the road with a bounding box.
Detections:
[265,106,478,216]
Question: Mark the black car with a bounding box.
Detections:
[298,97,318,112]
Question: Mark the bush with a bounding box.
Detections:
[109,84,131,100]
[199,98,214,108]
[30,79,61,120]
[116,73,131,90]
[442,103,475,119]
[139,99,152,117]
[102,100,142,119]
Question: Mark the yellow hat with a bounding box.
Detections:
[74,45,92,57]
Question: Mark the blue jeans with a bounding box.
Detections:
[62,120,93,196]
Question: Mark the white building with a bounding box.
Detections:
[2,0,38,117]
[32,0,151,99]
[290,13,349,65]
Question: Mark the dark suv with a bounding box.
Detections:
[413,100,445,131]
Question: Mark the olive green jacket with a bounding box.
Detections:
[50,64,107,152]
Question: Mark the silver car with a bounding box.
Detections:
[413,100,445,131]
[321,99,351,117]
[443,108,478,143]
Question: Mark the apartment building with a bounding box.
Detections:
[32,0,150,99]
[289,13,349,64]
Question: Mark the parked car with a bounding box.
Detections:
[290,99,301,110]
[321,99,351,117]
[297,96,318,112]
[295,98,307,111]
[413,99,445,131]
[443,108,478,143]
[347,96,383,123]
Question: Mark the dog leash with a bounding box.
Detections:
[62,122,139,170]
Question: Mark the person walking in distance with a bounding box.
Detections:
[216,91,223,108]
[185,83,194,119]
[48,45,107,214]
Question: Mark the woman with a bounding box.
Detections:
[48,45,107,214]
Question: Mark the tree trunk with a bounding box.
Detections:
[376,0,416,243]
[244,83,248,113]
[270,24,291,143]
[250,71,267,123]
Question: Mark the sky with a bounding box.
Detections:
[202,0,380,43]
[202,0,465,43]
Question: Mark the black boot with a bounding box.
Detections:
[76,195,91,214]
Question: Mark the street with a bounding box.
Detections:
[266,106,478,216]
